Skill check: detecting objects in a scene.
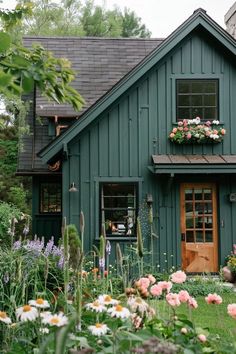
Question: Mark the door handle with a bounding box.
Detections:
[181,233,185,241]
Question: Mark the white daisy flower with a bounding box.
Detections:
[86,300,107,313]
[42,312,68,327]
[107,304,130,319]
[16,305,38,322]
[40,311,52,319]
[29,298,50,309]
[127,296,149,314]
[98,294,119,306]
[88,323,109,336]
[0,311,11,324]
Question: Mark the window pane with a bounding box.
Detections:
[177,108,190,120]
[205,230,213,242]
[204,107,216,120]
[185,189,193,201]
[195,203,204,214]
[204,95,216,106]
[195,189,203,200]
[192,81,203,93]
[195,216,204,228]
[196,231,204,242]
[192,95,202,106]
[178,81,190,93]
[101,183,137,237]
[186,230,194,242]
[205,216,212,228]
[203,82,216,93]
[204,202,212,214]
[178,95,190,106]
[40,183,61,213]
[186,213,194,228]
[203,189,212,200]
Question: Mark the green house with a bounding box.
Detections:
[17,9,236,273]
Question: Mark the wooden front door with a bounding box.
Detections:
[180,183,218,273]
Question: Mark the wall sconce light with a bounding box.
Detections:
[146,193,153,206]
[69,182,78,192]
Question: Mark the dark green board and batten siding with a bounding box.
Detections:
[63,30,236,270]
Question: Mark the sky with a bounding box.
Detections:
[0,0,235,37]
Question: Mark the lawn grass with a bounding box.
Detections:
[157,292,236,342]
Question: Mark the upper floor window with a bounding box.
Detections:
[40,182,62,213]
[176,79,218,121]
[100,183,137,238]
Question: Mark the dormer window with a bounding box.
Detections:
[176,79,219,121]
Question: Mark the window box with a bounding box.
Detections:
[169,117,226,144]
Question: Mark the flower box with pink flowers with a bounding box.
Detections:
[169,117,226,144]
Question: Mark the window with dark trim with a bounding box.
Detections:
[100,183,137,238]
[176,79,219,121]
[40,183,62,213]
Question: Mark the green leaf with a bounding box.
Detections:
[0,71,12,87]
[22,76,34,93]
[0,31,11,52]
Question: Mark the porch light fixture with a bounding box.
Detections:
[146,193,153,206]
[69,182,78,192]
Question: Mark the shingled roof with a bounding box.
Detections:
[17,37,163,174]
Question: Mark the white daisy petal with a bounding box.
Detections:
[88,323,109,336]
[16,305,38,322]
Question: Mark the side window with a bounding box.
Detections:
[100,183,137,238]
[40,183,62,213]
[176,79,218,121]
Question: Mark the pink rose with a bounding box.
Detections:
[183,119,188,126]
[137,277,150,290]
[205,121,211,127]
[221,128,226,135]
[227,303,236,319]
[205,293,222,305]
[178,121,183,126]
[158,281,172,293]
[169,133,175,138]
[198,334,207,342]
[147,274,156,284]
[183,127,189,132]
[170,270,187,284]
[188,297,198,309]
[178,290,190,303]
[172,127,177,133]
[166,293,180,307]
[186,133,192,139]
[150,284,162,297]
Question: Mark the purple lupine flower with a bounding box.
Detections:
[13,240,22,250]
[57,255,64,269]
[44,237,54,257]
[52,245,63,257]
[99,257,105,271]
[106,240,111,255]
[24,238,44,256]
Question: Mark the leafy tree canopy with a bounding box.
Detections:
[16,0,151,38]
[0,4,84,111]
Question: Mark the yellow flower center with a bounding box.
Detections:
[115,305,123,312]
[104,296,112,302]
[95,323,103,328]
[93,301,100,307]
[50,317,60,324]
[36,298,44,305]
[23,305,32,312]
[0,311,7,319]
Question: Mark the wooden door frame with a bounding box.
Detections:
[180,182,218,272]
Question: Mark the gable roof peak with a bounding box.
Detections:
[193,8,207,15]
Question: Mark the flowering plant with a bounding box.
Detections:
[169,117,226,144]
[226,244,236,276]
